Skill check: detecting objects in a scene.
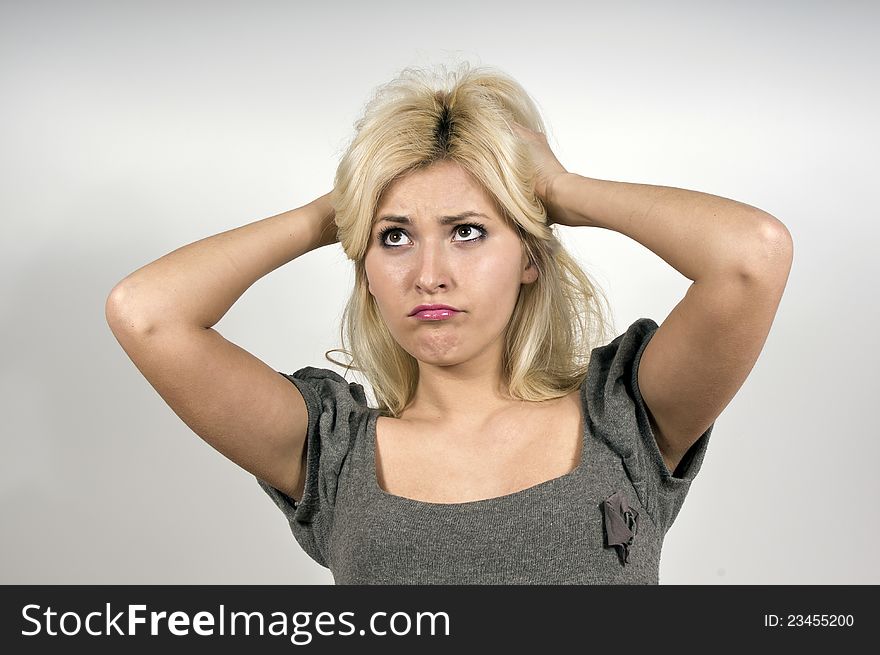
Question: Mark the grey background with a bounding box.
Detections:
[2,0,876,584]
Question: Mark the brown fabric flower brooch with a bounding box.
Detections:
[602,489,640,565]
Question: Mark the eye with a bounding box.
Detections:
[377,222,488,248]
[378,227,412,247]
[453,224,486,242]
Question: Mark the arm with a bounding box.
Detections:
[105,191,339,501]
[545,173,791,282]
[548,173,793,475]
[106,191,338,331]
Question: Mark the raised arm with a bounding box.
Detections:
[511,120,792,476]
[548,172,792,476]
[105,192,338,501]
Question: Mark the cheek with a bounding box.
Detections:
[473,254,522,293]
[369,259,410,290]
[364,264,401,310]
[364,253,387,296]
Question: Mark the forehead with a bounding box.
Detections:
[376,161,497,214]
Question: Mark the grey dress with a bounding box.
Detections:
[256,317,713,584]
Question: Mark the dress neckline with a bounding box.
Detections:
[367,377,590,508]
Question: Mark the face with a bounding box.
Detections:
[364,160,538,368]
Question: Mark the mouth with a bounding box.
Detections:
[410,308,462,321]
[408,303,463,317]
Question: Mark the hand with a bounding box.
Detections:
[510,121,570,225]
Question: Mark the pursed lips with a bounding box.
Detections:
[409,306,463,320]
[408,304,463,316]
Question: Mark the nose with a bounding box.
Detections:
[414,237,449,292]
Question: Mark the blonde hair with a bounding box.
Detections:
[324,62,613,416]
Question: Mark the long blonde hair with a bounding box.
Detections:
[325,62,613,416]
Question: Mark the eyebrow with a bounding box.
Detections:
[375,211,493,226]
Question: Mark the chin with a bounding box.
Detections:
[414,354,466,367]
[411,342,488,369]
[408,344,462,365]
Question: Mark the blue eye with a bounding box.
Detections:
[377,222,488,248]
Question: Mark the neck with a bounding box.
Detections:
[404,353,520,427]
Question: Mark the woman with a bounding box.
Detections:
[106,63,793,584]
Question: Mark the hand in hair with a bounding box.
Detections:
[510,121,571,226]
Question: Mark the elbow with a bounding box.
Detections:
[105,284,126,329]
[737,213,794,283]
[105,283,150,334]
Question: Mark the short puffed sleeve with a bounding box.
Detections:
[584,317,713,535]
[255,366,370,569]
